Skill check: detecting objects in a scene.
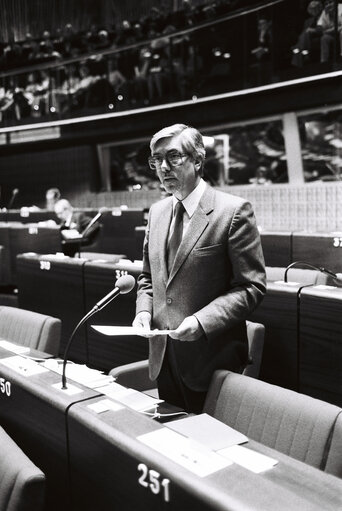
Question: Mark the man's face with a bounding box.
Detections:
[152,134,201,200]
[55,204,70,222]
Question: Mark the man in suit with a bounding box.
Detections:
[54,199,98,256]
[133,124,266,413]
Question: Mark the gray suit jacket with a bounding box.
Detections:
[136,185,266,391]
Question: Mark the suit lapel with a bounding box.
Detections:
[167,186,215,285]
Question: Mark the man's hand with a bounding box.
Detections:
[169,316,203,342]
[132,311,152,330]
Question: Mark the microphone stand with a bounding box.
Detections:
[284,261,341,283]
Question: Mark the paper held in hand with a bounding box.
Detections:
[91,325,173,337]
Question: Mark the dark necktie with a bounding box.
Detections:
[167,201,185,274]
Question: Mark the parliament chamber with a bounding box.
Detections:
[1,0,342,510]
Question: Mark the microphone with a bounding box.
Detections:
[284,261,342,283]
[80,207,109,239]
[90,274,135,313]
[7,188,19,210]
[61,274,136,389]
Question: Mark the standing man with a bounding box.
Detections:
[133,124,266,413]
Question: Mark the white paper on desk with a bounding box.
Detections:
[91,325,172,337]
[218,445,278,473]
[138,428,232,477]
[103,387,163,411]
[0,355,48,376]
[0,340,30,354]
[166,413,248,451]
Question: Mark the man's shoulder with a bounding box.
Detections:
[209,187,249,209]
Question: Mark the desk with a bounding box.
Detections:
[17,254,88,362]
[83,259,148,372]
[248,281,305,390]
[0,346,341,511]
[0,346,98,511]
[98,209,145,259]
[67,396,342,511]
[299,286,342,406]
[292,231,342,273]
[259,231,292,267]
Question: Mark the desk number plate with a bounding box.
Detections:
[0,377,11,396]
[138,463,170,502]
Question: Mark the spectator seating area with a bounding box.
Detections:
[1,1,342,124]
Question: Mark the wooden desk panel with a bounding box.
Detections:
[299,286,342,406]
[292,231,342,273]
[248,282,304,390]
[84,260,148,372]
[16,254,88,362]
[260,231,292,268]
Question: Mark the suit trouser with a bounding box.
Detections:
[157,338,207,414]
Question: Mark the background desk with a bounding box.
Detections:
[17,254,88,362]
[299,286,342,407]
[292,231,342,273]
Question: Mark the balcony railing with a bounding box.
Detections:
[1,0,341,128]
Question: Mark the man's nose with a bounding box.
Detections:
[160,157,171,171]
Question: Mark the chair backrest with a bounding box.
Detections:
[243,321,265,378]
[0,306,61,356]
[203,370,342,477]
[0,426,45,511]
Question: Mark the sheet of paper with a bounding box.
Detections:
[138,428,232,477]
[87,399,124,414]
[91,325,172,337]
[0,340,30,354]
[101,387,163,411]
[218,445,278,473]
[0,355,48,376]
[166,413,248,451]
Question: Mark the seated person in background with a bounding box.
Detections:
[291,1,323,67]
[54,199,99,256]
[46,187,61,211]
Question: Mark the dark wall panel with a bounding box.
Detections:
[0,144,99,208]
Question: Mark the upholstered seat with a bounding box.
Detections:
[203,370,342,477]
[0,306,61,356]
[0,426,45,511]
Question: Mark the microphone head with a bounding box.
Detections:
[99,206,109,214]
[115,274,136,294]
[13,188,19,195]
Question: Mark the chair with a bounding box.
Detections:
[203,370,342,477]
[0,306,61,356]
[109,320,265,390]
[0,425,46,511]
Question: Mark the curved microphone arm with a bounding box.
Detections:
[61,308,97,389]
[284,261,340,283]
[61,273,135,389]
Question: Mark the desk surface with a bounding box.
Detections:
[1,345,341,511]
[68,396,342,511]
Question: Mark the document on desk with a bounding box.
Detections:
[166,413,248,451]
[98,384,163,411]
[217,445,278,473]
[91,325,172,337]
[0,340,30,354]
[138,428,232,477]
[0,355,48,376]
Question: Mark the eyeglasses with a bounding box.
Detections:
[148,151,189,170]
